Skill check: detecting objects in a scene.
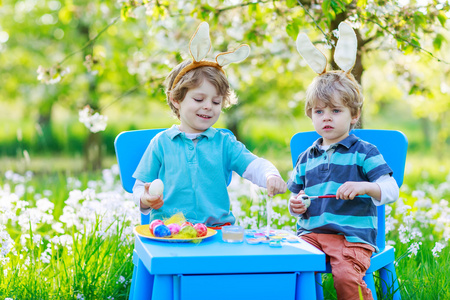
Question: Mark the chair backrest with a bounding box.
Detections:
[290,129,408,251]
[115,129,165,194]
[114,128,234,224]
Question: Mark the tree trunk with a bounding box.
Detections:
[84,132,103,171]
[79,21,103,170]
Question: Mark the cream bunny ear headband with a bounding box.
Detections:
[296,22,357,75]
[171,22,251,90]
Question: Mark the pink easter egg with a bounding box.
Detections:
[149,219,164,235]
[167,223,181,235]
[194,223,208,237]
[181,221,193,228]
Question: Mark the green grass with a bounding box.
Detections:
[1,152,449,299]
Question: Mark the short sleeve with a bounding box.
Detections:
[287,155,305,194]
[132,137,162,183]
[363,146,393,183]
[224,133,257,176]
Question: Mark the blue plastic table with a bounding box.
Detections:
[130,230,326,300]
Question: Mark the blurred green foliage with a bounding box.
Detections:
[0,0,449,170]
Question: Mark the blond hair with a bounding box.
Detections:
[164,60,237,119]
[305,71,363,129]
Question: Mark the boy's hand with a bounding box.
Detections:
[336,181,380,200]
[266,175,287,197]
[140,182,164,209]
[289,190,308,215]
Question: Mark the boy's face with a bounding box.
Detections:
[311,97,359,146]
[171,79,223,133]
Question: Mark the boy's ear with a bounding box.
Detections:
[351,112,361,125]
[169,94,180,109]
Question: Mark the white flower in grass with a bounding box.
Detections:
[52,222,65,234]
[41,248,52,264]
[407,241,421,257]
[32,234,42,245]
[432,242,446,258]
[67,177,82,189]
[116,275,126,284]
[0,230,14,259]
[76,293,85,300]
[36,198,54,213]
[412,190,426,199]
[385,215,398,234]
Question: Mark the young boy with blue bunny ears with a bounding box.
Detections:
[132,22,287,228]
[288,23,399,300]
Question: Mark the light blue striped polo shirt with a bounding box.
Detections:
[287,134,393,251]
[133,125,257,226]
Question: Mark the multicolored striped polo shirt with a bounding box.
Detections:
[287,134,393,251]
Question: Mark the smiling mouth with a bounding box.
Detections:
[197,114,212,119]
[323,125,333,129]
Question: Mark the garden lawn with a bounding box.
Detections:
[1,155,449,299]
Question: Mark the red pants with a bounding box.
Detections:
[301,233,374,300]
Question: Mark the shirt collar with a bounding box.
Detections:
[310,134,359,152]
[166,125,217,140]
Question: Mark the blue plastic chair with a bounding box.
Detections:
[114,128,233,225]
[290,129,407,300]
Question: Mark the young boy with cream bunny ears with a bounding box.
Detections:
[288,23,399,300]
[132,22,287,228]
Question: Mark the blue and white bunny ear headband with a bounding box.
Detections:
[296,22,357,75]
[171,22,251,90]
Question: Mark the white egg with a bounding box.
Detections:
[298,194,311,208]
[301,198,311,208]
[148,179,164,196]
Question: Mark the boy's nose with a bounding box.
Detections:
[203,100,212,109]
[323,113,332,120]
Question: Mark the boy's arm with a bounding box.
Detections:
[372,175,399,205]
[133,179,152,215]
[336,174,399,204]
[242,158,287,196]
[133,179,165,214]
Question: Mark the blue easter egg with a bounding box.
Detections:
[153,224,172,237]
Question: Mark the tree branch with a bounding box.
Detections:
[363,17,449,64]
[296,0,330,43]
[99,76,166,112]
[58,16,121,66]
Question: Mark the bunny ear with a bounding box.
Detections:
[189,22,212,62]
[334,22,357,73]
[216,44,250,67]
[296,33,327,74]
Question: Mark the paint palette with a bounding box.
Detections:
[245,229,300,245]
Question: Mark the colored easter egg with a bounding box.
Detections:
[177,225,197,238]
[148,179,164,196]
[167,223,181,235]
[299,195,311,208]
[193,223,208,237]
[149,219,164,235]
[181,221,193,228]
[153,224,172,237]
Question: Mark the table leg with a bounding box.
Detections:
[152,275,174,300]
[131,258,154,300]
[296,271,317,300]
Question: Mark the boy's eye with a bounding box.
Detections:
[333,109,341,113]
[213,101,221,105]
[314,110,323,114]
[193,98,203,102]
